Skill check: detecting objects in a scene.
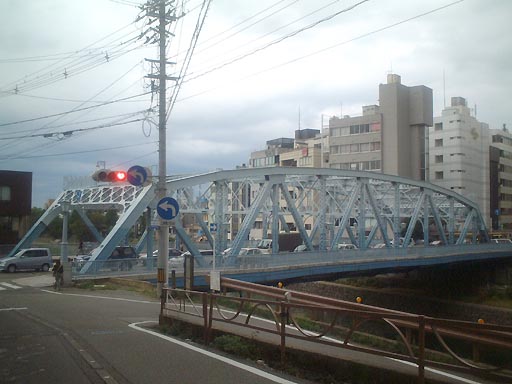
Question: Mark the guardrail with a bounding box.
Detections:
[160,277,512,384]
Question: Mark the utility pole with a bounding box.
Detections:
[157,0,169,297]
[142,0,178,296]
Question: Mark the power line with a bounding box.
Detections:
[0,141,157,161]
[184,0,370,83]
[0,118,144,141]
[178,0,465,102]
[0,110,148,137]
[0,92,151,128]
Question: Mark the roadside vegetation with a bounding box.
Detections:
[157,320,419,384]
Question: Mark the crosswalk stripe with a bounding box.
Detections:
[0,286,5,291]
[0,282,22,289]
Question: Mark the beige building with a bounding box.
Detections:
[329,74,433,181]
[249,129,322,169]
[489,128,512,230]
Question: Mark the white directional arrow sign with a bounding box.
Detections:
[156,197,179,220]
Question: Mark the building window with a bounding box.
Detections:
[434,122,443,131]
[0,186,11,201]
[435,155,443,163]
[435,171,444,180]
[360,124,370,133]
[350,144,359,153]
[435,139,443,147]
[370,142,381,151]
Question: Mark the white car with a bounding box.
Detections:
[337,243,357,250]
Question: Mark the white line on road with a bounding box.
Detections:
[40,289,157,304]
[129,321,300,384]
[0,282,22,289]
[39,290,483,383]
[0,307,28,311]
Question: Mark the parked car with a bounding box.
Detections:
[179,250,214,267]
[337,243,358,250]
[139,248,182,266]
[168,255,185,269]
[491,238,512,244]
[0,248,52,273]
[76,246,138,271]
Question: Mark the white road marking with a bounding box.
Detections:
[0,286,5,291]
[129,321,299,384]
[1,282,22,289]
[0,307,28,311]
[40,289,157,304]
[39,290,484,383]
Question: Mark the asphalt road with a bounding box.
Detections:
[0,271,308,384]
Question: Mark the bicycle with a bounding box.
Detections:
[53,274,63,291]
[52,261,64,291]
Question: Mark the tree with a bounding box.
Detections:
[30,207,45,227]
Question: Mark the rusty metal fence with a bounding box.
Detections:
[160,277,512,384]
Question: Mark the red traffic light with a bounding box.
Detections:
[92,169,127,183]
[108,171,127,182]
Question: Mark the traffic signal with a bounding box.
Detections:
[92,169,127,183]
[108,170,127,182]
[92,169,110,182]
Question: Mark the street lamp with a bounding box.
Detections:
[60,201,71,264]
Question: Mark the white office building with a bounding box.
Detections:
[429,97,490,226]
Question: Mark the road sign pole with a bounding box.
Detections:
[213,232,216,271]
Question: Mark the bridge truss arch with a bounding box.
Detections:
[12,167,489,270]
[168,167,489,264]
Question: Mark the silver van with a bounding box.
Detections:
[0,248,52,273]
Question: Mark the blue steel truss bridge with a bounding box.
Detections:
[10,167,512,281]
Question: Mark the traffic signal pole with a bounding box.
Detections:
[157,0,169,297]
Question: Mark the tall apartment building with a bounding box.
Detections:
[429,97,490,226]
[489,128,512,230]
[329,74,433,181]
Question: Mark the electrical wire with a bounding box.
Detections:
[177,0,465,103]
[0,118,144,141]
[0,141,157,161]
[0,92,151,128]
[166,0,211,120]
[184,0,370,83]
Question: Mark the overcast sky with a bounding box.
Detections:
[1,0,510,208]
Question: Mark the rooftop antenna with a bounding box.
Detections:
[298,105,301,130]
[443,68,446,108]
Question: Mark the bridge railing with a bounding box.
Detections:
[160,278,512,384]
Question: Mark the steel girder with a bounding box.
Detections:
[13,167,489,271]
[168,167,489,264]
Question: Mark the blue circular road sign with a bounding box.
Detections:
[157,197,179,220]
[127,165,148,186]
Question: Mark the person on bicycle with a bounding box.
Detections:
[53,260,64,290]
